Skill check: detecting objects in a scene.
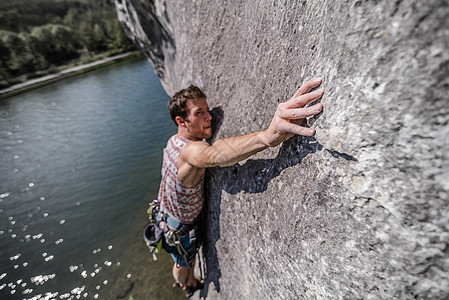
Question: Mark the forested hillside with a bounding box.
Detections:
[0,0,135,88]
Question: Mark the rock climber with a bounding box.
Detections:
[156,77,324,297]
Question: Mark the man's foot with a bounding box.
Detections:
[185,279,204,298]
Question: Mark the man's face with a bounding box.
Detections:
[184,98,212,140]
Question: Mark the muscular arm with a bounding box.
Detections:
[178,77,324,183]
[181,131,268,168]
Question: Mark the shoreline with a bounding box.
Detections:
[0,51,143,100]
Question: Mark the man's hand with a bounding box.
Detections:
[259,77,324,147]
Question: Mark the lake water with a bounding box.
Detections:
[0,56,185,299]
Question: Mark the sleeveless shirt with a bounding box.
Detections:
[157,135,204,223]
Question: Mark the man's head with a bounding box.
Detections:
[168,85,212,140]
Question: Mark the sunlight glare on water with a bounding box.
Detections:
[0,57,185,299]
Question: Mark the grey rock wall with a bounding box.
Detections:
[116,0,449,299]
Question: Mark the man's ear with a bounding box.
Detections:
[175,116,187,127]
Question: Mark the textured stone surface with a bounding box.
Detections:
[116,0,449,299]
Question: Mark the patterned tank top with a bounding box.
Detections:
[157,135,204,223]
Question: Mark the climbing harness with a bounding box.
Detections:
[143,199,199,268]
[160,212,198,268]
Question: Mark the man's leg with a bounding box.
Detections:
[172,259,197,288]
[172,263,189,287]
[186,259,197,287]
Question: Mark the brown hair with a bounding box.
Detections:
[168,85,207,125]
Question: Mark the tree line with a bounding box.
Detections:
[0,0,136,89]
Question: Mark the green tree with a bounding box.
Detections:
[0,38,11,82]
[106,19,133,50]
[26,34,49,71]
[51,25,79,61]
[30,25,54,61]
[63,7,78,27]
[0,36,11,64]
[79,22,96,55]
[93,23,107,51]
[2,31,28,74]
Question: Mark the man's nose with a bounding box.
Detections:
[205,111,212,121]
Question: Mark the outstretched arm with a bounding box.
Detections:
[181,77,324,169]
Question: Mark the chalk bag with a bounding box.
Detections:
[143,223,163,260]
